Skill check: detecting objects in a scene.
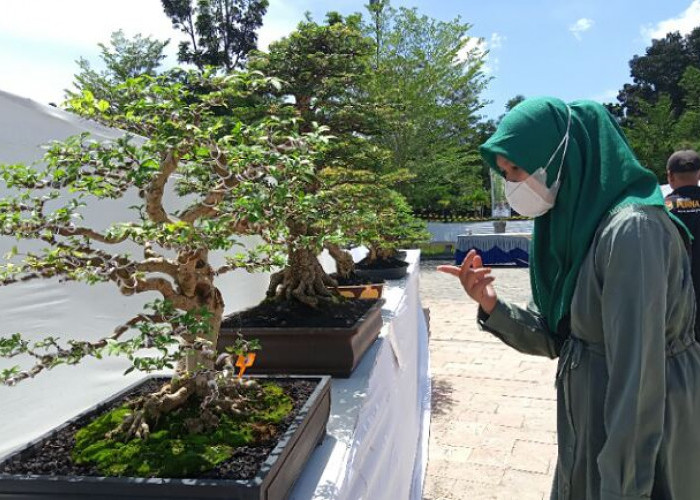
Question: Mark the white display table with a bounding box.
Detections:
[290,249,430,499]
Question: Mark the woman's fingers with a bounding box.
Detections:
[464,269,492,295]
[437,251,497,313]
[436,265,461,276]
[460,249,477,273]
[469,275,495,297]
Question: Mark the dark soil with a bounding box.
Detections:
[356,256,409,270]
[329,272,385,286]
[222,298,377,329]
[0,377,317,481]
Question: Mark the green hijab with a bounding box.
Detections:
[480,97,665,332]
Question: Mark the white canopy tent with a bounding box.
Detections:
[0,90,270,455]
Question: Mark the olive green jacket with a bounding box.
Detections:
[479,205,700,500]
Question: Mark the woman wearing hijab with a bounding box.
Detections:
[439,97,700,500]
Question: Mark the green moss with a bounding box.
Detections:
[72,383,293,477]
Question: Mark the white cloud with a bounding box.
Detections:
[0,0,305,104]
[0,1,189,103]
[489,32,505,50]
[457,33,504,74]
[641,0,700,40]
[0,1,179,48]
[569,18,594,41]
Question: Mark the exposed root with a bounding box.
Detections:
[106,370,264,442]
[267,248,338,307]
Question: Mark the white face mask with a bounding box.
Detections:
[505,106,572,217]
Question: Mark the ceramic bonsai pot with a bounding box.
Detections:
[0,374,331,500]
[219,299,384,378]
[354,259,409,281]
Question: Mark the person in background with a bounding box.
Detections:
[665,149,700,339]
[439,97,700,500]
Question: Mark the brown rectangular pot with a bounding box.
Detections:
[0,374,331,500]
[218,300,384,378]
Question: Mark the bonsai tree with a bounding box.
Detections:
[259,139,349,307]
[317,167,429,277]
[247,12,430,288]
[359,190,431,265]
[0,70,327,469]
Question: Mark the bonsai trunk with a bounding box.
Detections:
[106,372,263,441]
[327,244,355,279]
[111,250,234,441]
[366,246,396,264]
[376,247,397,261]
[176,249,224,374]
[267,248,338,307]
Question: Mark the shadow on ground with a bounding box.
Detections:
[430,377,456,417]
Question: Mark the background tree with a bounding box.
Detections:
[161,0,268,71]
[622,94,678,179]
[674,65,700,152]
[65,30,169,109]
[363,2,491,212]
[608,28,700,122]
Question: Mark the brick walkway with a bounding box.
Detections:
[420,261,558,500]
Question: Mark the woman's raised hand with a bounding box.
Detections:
[437,250,497,314]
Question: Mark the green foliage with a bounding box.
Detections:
[320,167,429,261]
[0,70,331,383]
[621,66,700,179]
[610,27,700,122]
[72,383,291,477]
[162,0,269,71]
[249,12,381,169]
[608,29,700,179]
[65,30,169,111]
[623,95,679,179]
[362,2,491,211]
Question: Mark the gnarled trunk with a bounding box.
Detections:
[266,248,337,307]
[326,243,355,279]
[175,249,224,373]
[106,372,263,441]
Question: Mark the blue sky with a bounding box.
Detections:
[2,0,700,120]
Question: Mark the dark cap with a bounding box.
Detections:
[667,150,700,173]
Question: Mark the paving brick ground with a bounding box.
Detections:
[420,260,558,500]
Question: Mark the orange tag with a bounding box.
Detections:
[235,353,256,379]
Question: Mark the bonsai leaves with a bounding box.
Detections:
[0,70,331,384]
[320,166,429,263]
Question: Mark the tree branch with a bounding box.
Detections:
[178,148,261,233]
[54,226,129,244]
[134,258,179,278]
[3,313,158,385]
[145,151,178,224]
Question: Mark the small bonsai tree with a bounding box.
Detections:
[317,167,429,276]
[0,70,326,457]
[359,189,431,265]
